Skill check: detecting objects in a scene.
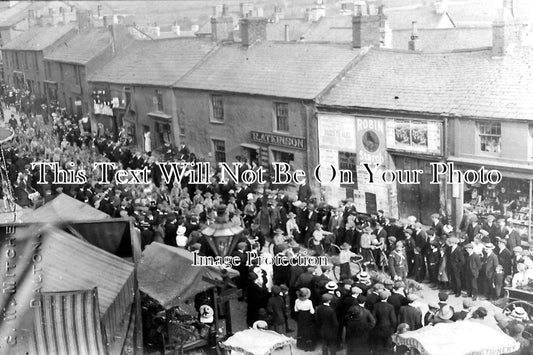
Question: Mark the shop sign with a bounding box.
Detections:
[386,119,442,154]
[356,117,385,165]
[251,131,306,150]
[74,100,82,106]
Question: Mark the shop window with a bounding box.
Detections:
[155,89,164,112]
[274,102,289,132]
[529,124,533,160]
[212,139,226,163]
[45,62,51,79]
[124,87,132,107]
[211,94,224,122]
[74,65,80,85]
[478,122,501,153]
[272,150,294,164]
[338,151,358,189]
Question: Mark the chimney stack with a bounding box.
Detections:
[211,13,234,43]
[76,9,92,31]
[240,17,267,47]
[284,24,290,41]
[408,21,419,50]
[492,0,524,56]
[352,4,388,48]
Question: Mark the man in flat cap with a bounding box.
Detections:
[484,243,499,300]
[449,237,465,297]
[316,293,339,354]
[465,243,482,301]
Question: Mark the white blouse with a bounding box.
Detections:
[294,299,315,314]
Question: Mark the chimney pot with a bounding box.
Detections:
[411,21,418,39]
[222,4,229,16]
[284,24,290,41]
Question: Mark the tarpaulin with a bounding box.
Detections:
[28,194,110,222]
[138,243,238,309]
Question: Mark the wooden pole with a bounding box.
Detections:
[130,220,144,355]
[527,179,533,243]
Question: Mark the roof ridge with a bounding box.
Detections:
[173,44,222,86]
[370,46,492,55]
[316,47,371,102]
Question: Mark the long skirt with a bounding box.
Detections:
[296,310,315,351]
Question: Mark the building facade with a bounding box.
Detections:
[1,23,77,96]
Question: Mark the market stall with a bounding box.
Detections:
[220,329,296,355]
[392,321,519,355]
[464,178,532,242]
[138,243,239,353]
[0,224,136,355]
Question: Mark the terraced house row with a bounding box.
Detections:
[1,1,532,231]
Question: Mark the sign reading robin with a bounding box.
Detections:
[251,131,306,150]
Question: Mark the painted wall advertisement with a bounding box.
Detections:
[317,113,389,213]
[386,119,442,154]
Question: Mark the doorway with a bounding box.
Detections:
[393,156,440,225]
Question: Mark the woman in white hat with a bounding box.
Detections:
[294,288,315,351]
[286,211,301,241]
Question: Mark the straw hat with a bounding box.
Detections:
[252,320,268,330]
[325,281,338,291]
[437,305,454,320]
[510,307,528,321]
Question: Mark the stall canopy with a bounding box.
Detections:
[138,243,238,309]
[0,225,135,355]
[28,193,110,222]
[24,195,130,255]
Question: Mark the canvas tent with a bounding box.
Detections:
[28,193,110,222]
[138,243,238,309]
[0,225,135,355]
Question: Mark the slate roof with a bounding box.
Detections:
[384,6,454,29]
[0,1,33,28]
[391,27,493,51]
[2,23,77,51]
[176,41,362,100]
[319,47,533,120]
[266,18,314,41]
[88,38,216,86]
[44,28,112,64]
[277,14,492,51]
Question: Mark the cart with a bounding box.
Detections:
[219,329,296,355]
[503,286,533,321]
[392,321,519,355]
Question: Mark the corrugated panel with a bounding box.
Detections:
[31,289,106,355]
[0,225,135,355]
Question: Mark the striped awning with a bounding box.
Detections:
[30,288,107,355]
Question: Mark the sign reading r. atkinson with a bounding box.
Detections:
[251,131,306,150]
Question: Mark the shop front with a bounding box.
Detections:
[247,130,307,183]
[317,113,390,214]
[385,118,444,225]
[450,156,533,242]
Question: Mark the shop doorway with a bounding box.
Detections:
[393,156,440,225]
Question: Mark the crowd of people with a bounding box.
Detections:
[1,85,533,355]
